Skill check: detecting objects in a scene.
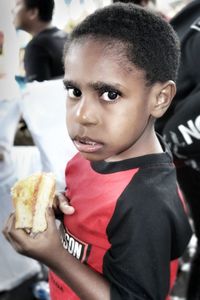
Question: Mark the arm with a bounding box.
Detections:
[3,198,111,300]
[102,170,191,299]
[103,187,171,299]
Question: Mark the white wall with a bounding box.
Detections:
[53,0,111,30]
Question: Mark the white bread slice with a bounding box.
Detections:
[11,172,56,233]
[11,173,41,230]
[32,173,56,233]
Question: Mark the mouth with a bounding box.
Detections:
[73,136,103,153]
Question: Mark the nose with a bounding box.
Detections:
[75,97,99,126]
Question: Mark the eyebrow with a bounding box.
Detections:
[63,79,121,92]
[63,80,77,88]
[91,81,121,92]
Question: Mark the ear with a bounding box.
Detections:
[150,80,176,119]
[28,8,39,21]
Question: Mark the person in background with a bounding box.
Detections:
[11,0,69,168]
[0,2,42,299]
[3,3,192,300]
[12,0,68,82]
[156,1,200,299]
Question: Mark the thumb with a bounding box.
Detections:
[60,202,75,215]
[58,194,75,215]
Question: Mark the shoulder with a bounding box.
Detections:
[51,28,68,39]
[108,158,177,225]
[25,35,44,52]
[117,162,178,214]
[107,163,192,258]
[36,27,68,43]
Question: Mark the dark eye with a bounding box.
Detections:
[67,87,82,99]
[101,91,120,102]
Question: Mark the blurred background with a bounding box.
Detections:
[0,0,191,80]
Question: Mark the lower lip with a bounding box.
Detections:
[73,140,103,153]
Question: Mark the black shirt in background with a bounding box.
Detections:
[24,27,68,82]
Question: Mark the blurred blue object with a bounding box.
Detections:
[15,75,26,90]
[32,281,50,300]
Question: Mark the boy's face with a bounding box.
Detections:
[64,39,157,162]
[12,0,30,30]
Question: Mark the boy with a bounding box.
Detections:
[12,0,68,82]
[3,3,192,300]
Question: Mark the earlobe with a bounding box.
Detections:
[151,80,176,118]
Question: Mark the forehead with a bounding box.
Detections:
[64,38,145,80]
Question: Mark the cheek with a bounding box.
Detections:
[66,106,75,133]
[103,113,132,142]
[14,12,22,25]
[110,109,149,141]
[66,112,71,131]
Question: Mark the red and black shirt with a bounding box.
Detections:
[49,140,192,300]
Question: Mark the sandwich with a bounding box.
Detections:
[11,172,56,233]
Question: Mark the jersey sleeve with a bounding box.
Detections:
[103,167,192,299]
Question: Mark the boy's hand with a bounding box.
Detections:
[2,208,63,265]
[53,192,75,217]
[2,193,74,265]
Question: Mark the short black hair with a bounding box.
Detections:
[65,3,180,85]
[25,0,54,22]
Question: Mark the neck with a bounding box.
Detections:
[29,21,52,36]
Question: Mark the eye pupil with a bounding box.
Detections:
[74,89,81,97]
[108,91,117,100]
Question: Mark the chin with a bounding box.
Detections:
[79,152,105,162]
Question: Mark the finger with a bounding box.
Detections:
[45,208,63,246]
[5,232,25,253]
[57,191,68,203]
[59,202,75,215]
[58,194,75,215]
[46,207,59,231]
[53,191,66,209]
[5,213,30,240]
[2,212,15,240]
[53,191,64,207]
[2,214,28,252]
